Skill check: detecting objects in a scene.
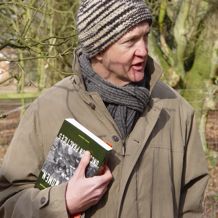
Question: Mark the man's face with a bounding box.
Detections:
[92,22,150,86]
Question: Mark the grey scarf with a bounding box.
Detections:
[79,54,150,139]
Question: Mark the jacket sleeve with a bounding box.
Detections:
[0,100,69,218]
[179,112,208,218]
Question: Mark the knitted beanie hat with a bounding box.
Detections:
[77,0,152,58]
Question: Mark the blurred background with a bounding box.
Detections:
[0,0,217,217]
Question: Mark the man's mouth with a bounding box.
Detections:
[132,62,145,71]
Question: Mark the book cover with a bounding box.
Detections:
[35,118,112,190]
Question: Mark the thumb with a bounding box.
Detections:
[74,151,91,177]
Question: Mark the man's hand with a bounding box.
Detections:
[65,151,113,215]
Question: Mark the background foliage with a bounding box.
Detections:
[0,0,79,90]
[0,0,217,87]
[0,0,217,101]
[0,0,218,215]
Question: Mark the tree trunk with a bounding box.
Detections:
[173,0,191,78]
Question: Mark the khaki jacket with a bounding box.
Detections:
[0,57,208,218]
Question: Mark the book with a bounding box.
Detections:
[35,118,112,190]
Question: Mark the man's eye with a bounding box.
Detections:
[125,38,136,44]
[143,34,149,42]
[130,37,137,42]
[144,32,150,39]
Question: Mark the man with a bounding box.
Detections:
[0,0,208,217]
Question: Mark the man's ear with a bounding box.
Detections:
[95,52,103,62]
[91,51,104,66]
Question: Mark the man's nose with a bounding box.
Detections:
[135,40,148,57]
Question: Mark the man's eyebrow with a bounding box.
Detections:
[124,30,150,39]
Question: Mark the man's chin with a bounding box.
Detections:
[130,70,145,83]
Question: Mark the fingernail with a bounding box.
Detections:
[84,150,91,156]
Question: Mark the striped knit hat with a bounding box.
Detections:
[77,0,152,58]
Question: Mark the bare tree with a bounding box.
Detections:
[147,0,217,108]
[0,0,79,91]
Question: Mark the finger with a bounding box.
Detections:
[102,165,113,180]
[101,184,109,197]
[74,151,91,177]
[95,165,113,185]
[94,184,110,205]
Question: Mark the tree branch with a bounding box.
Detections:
[158,0,174,66]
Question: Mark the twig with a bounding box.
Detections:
[0,103,31,119]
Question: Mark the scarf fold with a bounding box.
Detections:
[79,54,150,139]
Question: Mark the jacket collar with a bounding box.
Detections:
[71,51,163,93]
